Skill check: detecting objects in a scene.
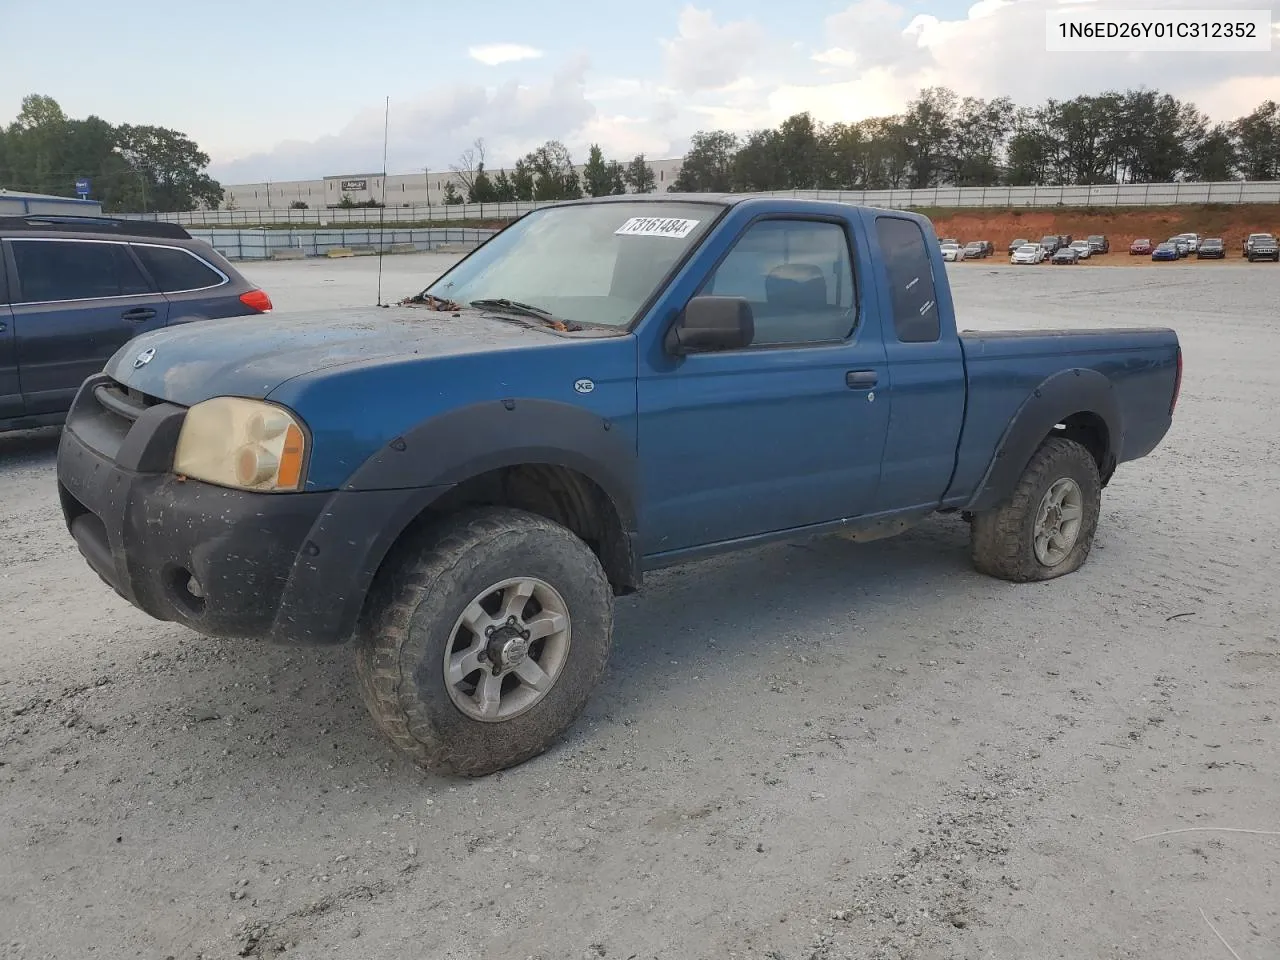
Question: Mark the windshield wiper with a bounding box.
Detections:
[468,298,583,332]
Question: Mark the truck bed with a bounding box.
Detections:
[948,327,1181,507]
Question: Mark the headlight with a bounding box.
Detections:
[174,397,308,492]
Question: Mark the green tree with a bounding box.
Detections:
[524,140,581,200]
[1233,100,1280,180]
[670,131,738,191]
[774,113,821,188]
[115,123,223,210]
[469,164,497,202]
[946,96,1014,186]
[1187,124,1239,182]
[491,169,517,202]
[1004,107,1055,186]
[901,87,957,188]
[732,129,781,191]
[442,181,463,204]
[582,144,613,197]
[606,160,627,194]
[510,158,535,200]
[623,153,656,192]
[1,93,223,212]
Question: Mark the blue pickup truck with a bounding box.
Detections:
[55,195,1182,776]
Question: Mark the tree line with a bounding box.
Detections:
[446,139,656,204]
[0,94,224,212]
[668,88,1280,193]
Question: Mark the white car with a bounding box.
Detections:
[1175,232,1200,252]
[940,243,962,262]
[1011,243,1045,264]
[1068,239,1093,260]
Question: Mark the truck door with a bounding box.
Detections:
[5,238,169,415]
[869,215,966,512]
[637,214,891,556]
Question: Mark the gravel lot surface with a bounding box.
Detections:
[2,255,1277,960]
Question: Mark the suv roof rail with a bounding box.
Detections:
[0,214,192,240]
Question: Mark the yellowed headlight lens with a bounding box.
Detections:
[174,397,307,492]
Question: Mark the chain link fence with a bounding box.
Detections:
[190,227,495,260]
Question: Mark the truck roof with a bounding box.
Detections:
[537,193,931,221]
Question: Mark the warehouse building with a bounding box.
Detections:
[0,190,104,216]
[218,156,685,211]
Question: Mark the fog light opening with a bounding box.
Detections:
[165,566,207,617]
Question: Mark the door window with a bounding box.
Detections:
[702,219,856,345]
[11,240,153,303]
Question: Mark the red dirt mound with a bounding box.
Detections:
[922,203,1279,253]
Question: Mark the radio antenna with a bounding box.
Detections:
[376,95,390,307]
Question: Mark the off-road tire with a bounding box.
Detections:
[356,506,613,777]
[970,437,1101,583]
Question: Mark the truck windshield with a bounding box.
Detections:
[420,201,721,329]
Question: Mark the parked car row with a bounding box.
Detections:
[945,227,1279,266]
[1133,231,1278,262]
[1002,234,1110,265]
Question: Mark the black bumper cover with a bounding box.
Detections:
[56,380,437,645]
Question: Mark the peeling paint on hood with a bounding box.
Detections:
[103,306,555,406]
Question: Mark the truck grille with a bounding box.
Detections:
[68,375,175,463]
[92,380,162,425]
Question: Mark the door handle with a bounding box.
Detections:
[845,370,878,389]
[122,308,157,323]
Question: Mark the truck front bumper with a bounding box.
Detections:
[56,375,433,645]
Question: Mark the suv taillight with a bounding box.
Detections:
[1170,347,1183,416]
[240,289,273,313]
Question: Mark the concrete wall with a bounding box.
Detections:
[0,192,104,216]
[134,179,1280,228]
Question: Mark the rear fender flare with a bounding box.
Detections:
[967,368,1121,512]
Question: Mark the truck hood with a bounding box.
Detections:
[104,306,566,406]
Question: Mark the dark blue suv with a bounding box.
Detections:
[0,215,271,433]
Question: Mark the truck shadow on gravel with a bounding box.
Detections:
[607,517,975,672]
[7,515,982,798]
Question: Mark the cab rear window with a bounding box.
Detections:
[875,217,940,344]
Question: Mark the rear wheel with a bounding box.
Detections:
[970,437,1101,583]
[356,507,613,777]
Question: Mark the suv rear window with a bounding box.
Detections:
[132,244,225,292]
[875,216,940,344]
[10,239,153,303]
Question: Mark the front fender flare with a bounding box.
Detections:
[342,399,639,529]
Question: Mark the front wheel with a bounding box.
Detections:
[356,507,613,777]
[969,437,1102,583]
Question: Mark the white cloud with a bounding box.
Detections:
[468,43,543,66]
[210,58,594,182]
[660,6,773,93]
[208,0,1280,183]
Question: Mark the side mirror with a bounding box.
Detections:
[665,296,754,355]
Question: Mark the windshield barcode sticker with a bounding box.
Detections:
[615,217,701,239]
